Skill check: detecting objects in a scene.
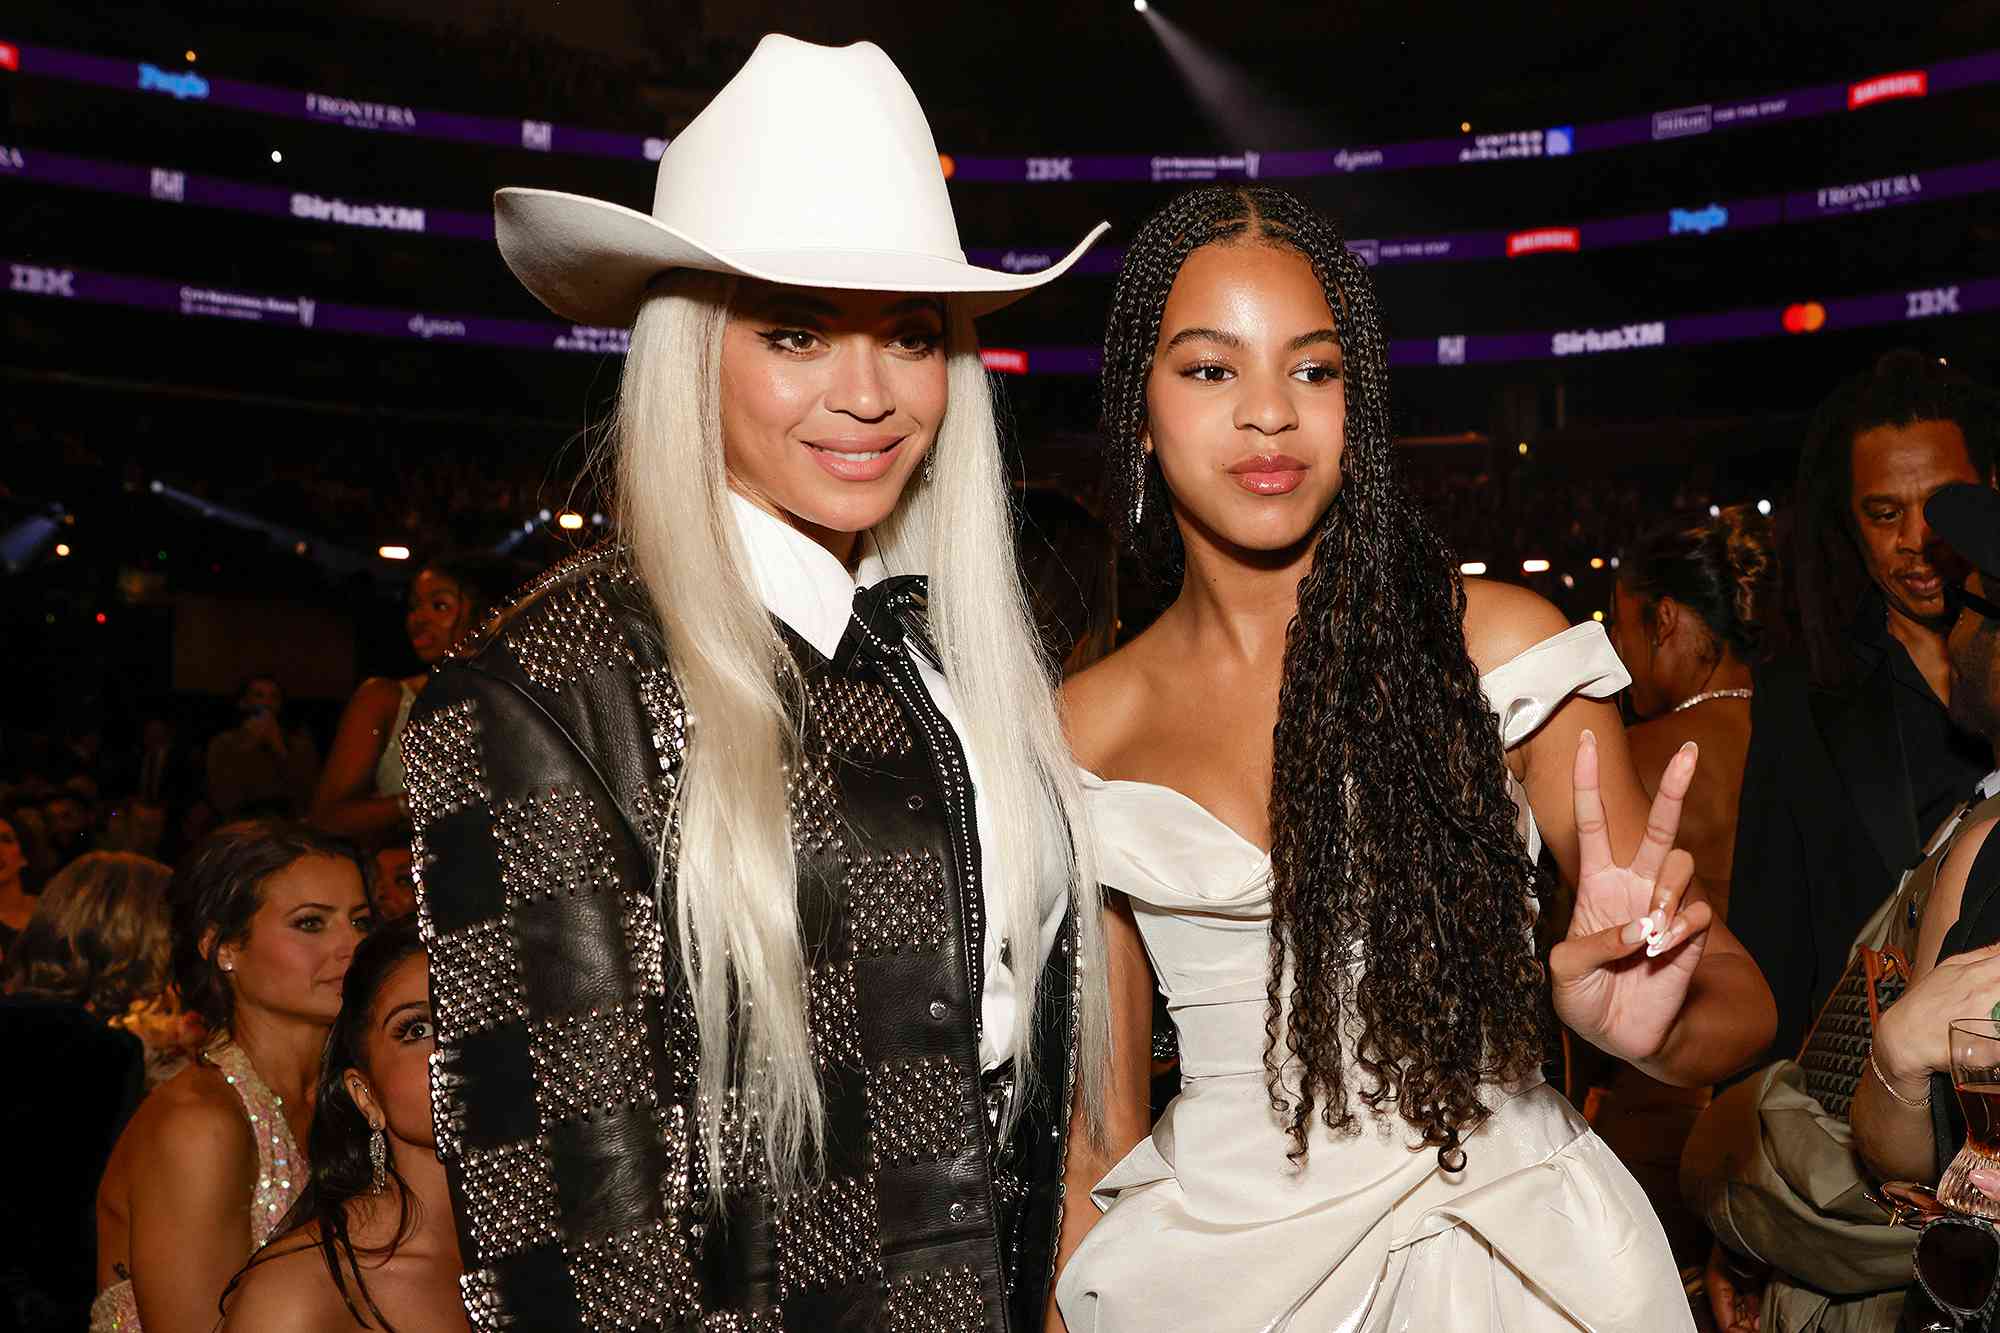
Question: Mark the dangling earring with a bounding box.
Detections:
[368,1124,388,1194]
[1130,443,1148,528]
[923,447,937,485]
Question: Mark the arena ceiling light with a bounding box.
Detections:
[1459,561,1488,576]
[557,511,584,530]
[1522,559,1551,573]
[378,545,411,561]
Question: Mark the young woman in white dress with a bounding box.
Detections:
[1050,187,1778,1332]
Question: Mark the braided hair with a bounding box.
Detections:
[1101,186,1551,1170]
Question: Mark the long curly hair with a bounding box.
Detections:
[1101,186,1552,1170]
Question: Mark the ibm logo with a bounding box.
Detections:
[1436,336,1467,366]
[1906,286,1960,319]
[150,168,186,202]
[1027,157,1074,182]
[11,265,75,297]
[521,120,553,152]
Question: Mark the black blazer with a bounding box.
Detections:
[408,547,1077,1333]
[1730,651,1924,1063]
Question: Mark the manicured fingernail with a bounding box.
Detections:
[1647,920,1686,959]
[1580,728,1597,747]
[1680,741,1698,759]
[1621,918,1649,945]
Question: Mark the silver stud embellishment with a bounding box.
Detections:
[401,698,487,831]
[865,1056,970,1168]
[845,850,948,958]
[505,574,635,692]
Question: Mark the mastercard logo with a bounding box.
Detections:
[1782,302,1827,334]
[938,153,956,180]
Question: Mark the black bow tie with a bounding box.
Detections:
[831,574,943,675]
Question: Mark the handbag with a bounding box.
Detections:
[1798,944,1913,1119]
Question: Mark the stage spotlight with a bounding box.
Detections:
[1522,559,1551,574]
[1459,561,1487,576]
[55,543,71,558]
[557,511,585,531]
[1133,0,1148,10]
[378,545,411,561]
[1708,504,1721,518]
[1757,498,1772,515]
[1460,121,1471,133]
[270,150,283,164]
[185,49,198,62]
[1589,557,1605,570]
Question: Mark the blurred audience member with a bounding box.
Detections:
[7,802,62,893]
[0,814,32,956]
[1688,354,1998,1333]
[369,846,419,921]
[1596,504,1778,1265]
[311,560,492,848]
[1016,488,1118,674]
[1850,484,2000,1185]
[99,799,168,861]
[205,676,323,819]
[221,918,467,1331]
[92,822,369,1333]
[43,788,95,862]
[0,851,173,1333]
[1736,350,1996,1064]
[1609,504,1777,913]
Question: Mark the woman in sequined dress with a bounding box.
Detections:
[221,916,468,1332]
[92,822,371,1333]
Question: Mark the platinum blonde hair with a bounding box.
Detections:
[608,272,1108,1201]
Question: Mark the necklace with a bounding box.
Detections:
[1670,687,1753,714]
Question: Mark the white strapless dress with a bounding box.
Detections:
[1056,624,1693,1333]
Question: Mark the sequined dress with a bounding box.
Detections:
[1056,624,1694,1332]
[88,1041,303,1332]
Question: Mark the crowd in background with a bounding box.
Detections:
[3,348,1998,1332]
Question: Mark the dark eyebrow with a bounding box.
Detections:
[1161,326,1245,353]
[381,999,430,1028]
[757,294,842,322]
[289,902,339,913]
[1286,329,1342,354]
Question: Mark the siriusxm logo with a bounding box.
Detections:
[1668,204,1729,236]
[138,63,209,101]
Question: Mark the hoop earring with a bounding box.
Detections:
[1131,445,1147,528]
[369,1125,388,1194]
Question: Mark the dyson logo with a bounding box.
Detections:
[1333,149,1385,173]
[999,252,1054,274]
[408,315,467,340]
[138,63,210,101]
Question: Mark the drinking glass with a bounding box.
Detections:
[1938,1019,2000,1220]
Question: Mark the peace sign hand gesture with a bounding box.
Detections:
[1549,729,1714,1063]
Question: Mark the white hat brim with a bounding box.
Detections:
[495,187,1109,328]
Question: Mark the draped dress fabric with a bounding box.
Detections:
[88,1042,303,1332]
[1056,623,1694,1333]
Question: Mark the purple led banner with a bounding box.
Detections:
[7,39,1998,179]
[4,259,1992,373]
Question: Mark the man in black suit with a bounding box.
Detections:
[1732,350,1997,1064]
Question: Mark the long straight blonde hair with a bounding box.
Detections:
[608,272,1107,1201]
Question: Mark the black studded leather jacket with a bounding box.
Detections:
[405,545,1079,1332]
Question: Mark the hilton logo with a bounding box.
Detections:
[1650,104,1712,140]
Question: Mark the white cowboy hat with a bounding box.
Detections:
[495,34,1108,328]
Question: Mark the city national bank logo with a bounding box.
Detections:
[1816,173,1922,215]
[150,168,185,202]
[999,252,1054,274]
[1850,71,1928,110]
[306,92,415,131]
[292,193,425,233]
[408,315,466,340]
[1907,286,1960,319]
[1668,204,1729,236]
[1027,157,1073,182]
[138,63,209,100]
[555,325,630,354]
[1436,335,1467,366]
[1650,104,1711,140]
[1552,322,1666,357]
[1506,227,1580,258]
[1150,153,1263,183]
[10,265,75,297]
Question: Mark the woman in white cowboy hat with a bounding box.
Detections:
[402,34,1110,1333]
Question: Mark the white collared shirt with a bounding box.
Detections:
[729,493,1056,1070]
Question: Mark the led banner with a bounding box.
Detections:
[6,38,1996,179]
[967,156,2000,274]
[6,259,1993,373]
[9,139,1997,276]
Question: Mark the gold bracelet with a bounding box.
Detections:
[1870,1048,1933,1110]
